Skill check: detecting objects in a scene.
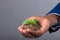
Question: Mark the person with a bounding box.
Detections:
[18,3,60,38]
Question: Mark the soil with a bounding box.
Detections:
[23,22,41,31]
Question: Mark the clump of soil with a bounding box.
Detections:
[22,19,41,31]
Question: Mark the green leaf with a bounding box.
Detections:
[23,20,30,24]
[30,19,38,25]
[33,19,38,25]
[22,19,38,25]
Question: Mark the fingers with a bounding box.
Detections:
[27,29,42,38]
[18,25,24,33]
[18,25,43,38]
[22,29,35,38]
[18,26,35,38]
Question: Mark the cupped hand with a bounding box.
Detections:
[18,16,51,38]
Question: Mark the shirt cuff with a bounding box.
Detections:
[46,13,60,16]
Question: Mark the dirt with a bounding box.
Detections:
[23,22,41,31]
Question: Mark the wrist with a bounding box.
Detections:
[46,14,59,26]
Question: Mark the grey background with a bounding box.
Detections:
[0,0,60,40]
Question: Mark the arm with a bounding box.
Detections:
[46,2,60,33]
[18,3,60,38]
[46,14,60,26]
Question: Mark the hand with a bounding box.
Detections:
[18,16,52,38]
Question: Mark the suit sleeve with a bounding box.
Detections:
[47,3,60,33]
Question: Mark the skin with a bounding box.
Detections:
[18,14,60,38]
